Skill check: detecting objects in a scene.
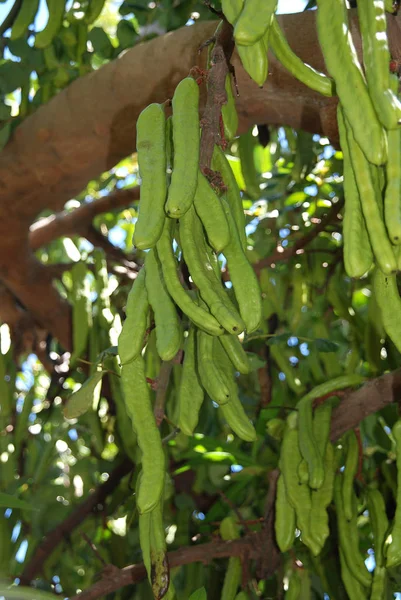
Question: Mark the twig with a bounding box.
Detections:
[218,489,252,535]
[0,0,22,36]
[254,199,344,273]
[82,533,107,567]
[19,458,133,585]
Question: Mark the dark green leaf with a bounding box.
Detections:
[64,370,106,419]
[189,587,207,600]
[0,492,38,511]
[314,338,339,353]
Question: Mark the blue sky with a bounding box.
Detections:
[0,0,309,31]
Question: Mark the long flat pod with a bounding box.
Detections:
[386,419,401,567]
[193,171,230,253]
[357,0,401,129]
[118,268,150,365]
[166,78,200,218]
[134,103,167,250]
[121,356,165,513]
[234,0,278,46]
[269,17,334,97]
[178,326,205,435]
[345,119,396,274]
[156,219,223,336]
[337,105,373,278]
[316,0,387,165]
[373,268,401,354]
[145,249,182,361]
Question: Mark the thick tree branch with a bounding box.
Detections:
[67,369,401,600]
[19,458,133,585]
[29,188,140,250]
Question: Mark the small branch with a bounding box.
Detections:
[82,533,107,567]
[85,225,137,269]
[29,188,140,251]
[199,19,235,169]
[254,199,344,273]
[0,0,22,36]
[19,458,133,585]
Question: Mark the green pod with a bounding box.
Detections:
[84,0,106,24]
[14,387,35,459]
[121,356,165,513]
[193,171,230,253]
[212,145,247,252]
[237,40,268,88]
[70,261,92,367]
[0,515,12,578]
[149,501,170,599]
[93,248,113,329]
[156,218,223,336]
[166,78,199,217]
[358,0,401,129]
[280,418,321,556]
[316,0,387,166]
[221,75,239,141]
[35,0,65,48]
[220,516,241,600]
[337,105,373,278]
[270,345,306,396]
[297,397,325,490]
[234,0,277,46]
[386,419,401,567]
[275,474,296,552]
[221,198,262,333]
[106,357,137,463]
[197,331,230,405]
[339,548,368,600]
[310,443,335,552]
[215,338,256,441]
[145,249,182,361]
[269,17,334,96]
[222,0,244,25]
[118,268,150,365]
[384,0,398,11]
[384,116,401,244]
[370,566,387,600]
[178,326,204,436]
[134,103,167,250]
[334,475,372,587]
[285,570,301,600]
[313,400,333,458]
[10,0,40,40]
[344,114,395,274]
[372,268,401,354]
[219,333,250,374]
[297,459,309,484]
[238,128,260,199]
[367,488,389,568]
[180,205,245,334]
[342,431,359,521]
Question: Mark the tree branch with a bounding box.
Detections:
[29,188,140,250]
[67,369,401,600]
[19,458,133,585]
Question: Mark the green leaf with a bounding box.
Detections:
[189,588,207,600]
[266,333,290,346]
[0,61,31,93]
[0,102,11,120]
[0,492,38,511]
[314,338,339,353]
[246,352,266,371]
[88,27,114,59]
[63,370,106,419]
[117,20,137,50]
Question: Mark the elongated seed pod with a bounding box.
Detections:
[10,0,40,40]
[221,75,239,141]
[221,198,262,333]
[145,249,182,361]
[386,420,401,567]
[118,268,150,365]
[134,103,167,250]
[234,0,277,46]
[367,488,389,568]
[372,268,401,354]
[237,40,268,88]
[212,146,247,251]
[215,338,256,441]
[275,474,296,552]
[384,76,401,244]
[316,0,387,166]
[121,356,165,513]
[220,517,241,600]
[193,171,230,253]
[166,78,200,217]
[222,0,244,25]
[337,106,373,277]
[342,431,359,521]
[345,118,396,274]
[180,205,245,334]
[269,17,334,96]
[197,331,230,405]
[310,443,335,552]
[219,333,250,374]
[70,262,92,366]
[358,0,401,129]
[35,0,65,48]
[156,219,223,336]
[178,327,204,435]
